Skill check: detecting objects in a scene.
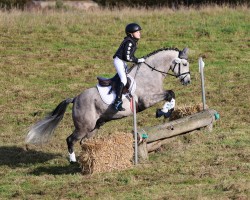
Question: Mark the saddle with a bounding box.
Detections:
[97,74,131,95]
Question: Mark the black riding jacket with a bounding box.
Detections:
[113,35,139,63]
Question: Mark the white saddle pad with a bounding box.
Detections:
[96,75,136,105]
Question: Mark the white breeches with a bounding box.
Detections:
[114,57,128,85]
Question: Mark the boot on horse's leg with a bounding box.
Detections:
[113,82,125,111]
[66,134,77,163]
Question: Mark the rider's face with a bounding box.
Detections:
[132,31,141,39]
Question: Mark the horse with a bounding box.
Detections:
[26,47,191,162]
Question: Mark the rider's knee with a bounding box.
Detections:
[120,77,127,86]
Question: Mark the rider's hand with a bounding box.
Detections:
[137,58,145,63]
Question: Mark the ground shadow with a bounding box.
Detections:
[30,163,82,175]
[0,146,60,167]
[0,146,82,175]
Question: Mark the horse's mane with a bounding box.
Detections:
[144,47,180,58]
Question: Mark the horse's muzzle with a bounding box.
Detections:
[182,79,191,86]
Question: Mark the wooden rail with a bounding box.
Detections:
[137,109,218,162]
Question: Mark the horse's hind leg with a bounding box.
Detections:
[66,88,101,163]
[66,130,77,162]
[66,129,86,163]
[66,128,97,163]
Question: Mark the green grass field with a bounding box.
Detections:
[0,6,249,199]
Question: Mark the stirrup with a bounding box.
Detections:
[114,101,125,111]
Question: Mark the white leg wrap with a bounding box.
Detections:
[69,152,76,162]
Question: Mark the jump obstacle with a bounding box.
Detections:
[137,107,219,162]
[78,105,219,174]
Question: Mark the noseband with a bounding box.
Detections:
[172,61,190,82]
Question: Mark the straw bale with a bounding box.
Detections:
[170,103,209,121]
[79,132,134,175]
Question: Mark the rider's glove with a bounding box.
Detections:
[137,58,145,63]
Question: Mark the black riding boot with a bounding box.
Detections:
[113,82,125,111]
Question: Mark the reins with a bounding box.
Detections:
[144,62,177,77]
[129,61,190,82]
[144,61,190,79]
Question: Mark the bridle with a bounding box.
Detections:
[143,59,190,81]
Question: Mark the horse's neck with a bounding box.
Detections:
[130,50,178,110]
[134,50,177,89]
[146,50,178,73]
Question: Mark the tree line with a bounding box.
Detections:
[0,0,249,10]
[94,0,249,8]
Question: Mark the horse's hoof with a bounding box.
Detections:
[70,161,78,165]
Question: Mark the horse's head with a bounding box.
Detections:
[171,47,191,85]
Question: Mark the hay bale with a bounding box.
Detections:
[170,103,209,121]
[78,132,134,175]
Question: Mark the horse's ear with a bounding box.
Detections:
[179,47,188,59]
[183,47,188,54]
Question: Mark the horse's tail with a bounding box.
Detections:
[26,98,74,144]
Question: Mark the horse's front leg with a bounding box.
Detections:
[138,90,174,110]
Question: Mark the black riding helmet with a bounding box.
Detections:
[125,23,142,35]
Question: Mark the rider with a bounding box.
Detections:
[112,23,145,111]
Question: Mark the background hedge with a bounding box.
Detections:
[93,0,249,7]
[0,0,31,9]
[0,0,249,10]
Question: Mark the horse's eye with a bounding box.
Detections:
[183,63,187,66]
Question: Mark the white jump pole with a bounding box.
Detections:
[132,95,138,165]
[199,57,206,110]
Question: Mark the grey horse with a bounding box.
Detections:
[26,47,191,162]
